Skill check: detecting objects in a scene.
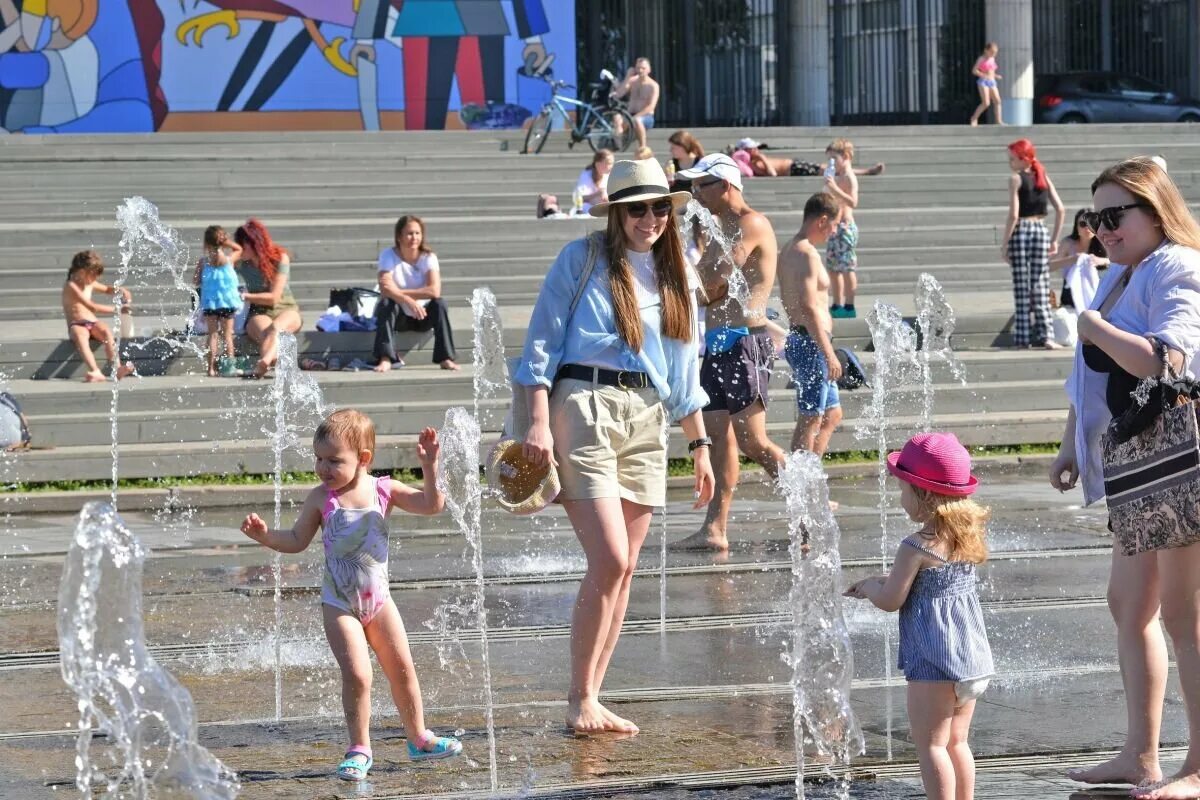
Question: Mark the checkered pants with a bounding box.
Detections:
[1008,218,1052,347]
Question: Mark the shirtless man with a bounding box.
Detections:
[737,138,884,178]
[670,154,786,553]
[779,193,844,455]
[612,57,659,149]
[61,250,135,382]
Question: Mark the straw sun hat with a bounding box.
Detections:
[588,158,691,217]
[486,438,561,514]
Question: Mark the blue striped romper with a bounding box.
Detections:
[897,536,994,705]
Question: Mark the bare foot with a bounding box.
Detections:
[969,119,979,128]
[1067,753,1161,786]
[1042,340,1065,350]
[116,364,135,379]
[83,371,106,383]
[1133,772,1200,799]
[207,368,218,378]
[253,358,269,379]
[828,500,840,512]
[373,359,392,373]
[440,359,460,371]
[599,704,639,734]
[669,525,729,552]
[567,696,631,734]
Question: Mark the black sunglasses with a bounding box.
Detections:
[626,200,674,219]
[690,178,724,193]
[1081,203,1152,233]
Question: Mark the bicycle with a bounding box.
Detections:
[523,75,635,155]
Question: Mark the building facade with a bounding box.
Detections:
[577,0,1200,127]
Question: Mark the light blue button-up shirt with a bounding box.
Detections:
[515,236,708,422]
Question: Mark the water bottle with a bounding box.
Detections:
[119,307,135,339]
[824,158,837,179]
[665,159,676,183]
[572,188,584,215]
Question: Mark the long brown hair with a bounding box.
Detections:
[589,149,613,182]
[1091,157,1200,251]
[603,207,694,352]
[913,487,989,565]
[667,130,704,159]
[394,215,434,256]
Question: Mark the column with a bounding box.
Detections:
[985,0,1034,126]
[788,0,830,125]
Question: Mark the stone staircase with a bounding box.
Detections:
[1,123,1195,481]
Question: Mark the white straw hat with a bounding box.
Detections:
[588,158,691,217]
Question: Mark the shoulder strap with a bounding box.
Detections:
[374,475,392,514]
[565,232,603,324]
[902,536,949,563]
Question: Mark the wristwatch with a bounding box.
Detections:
[688,436,713,453]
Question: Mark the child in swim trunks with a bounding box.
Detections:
[61,250,135,382]
[845,432,993,800]
[823,139,860,318]
[240,409,462,782]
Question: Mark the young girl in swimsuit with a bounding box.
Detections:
[969,43,1004,127]
[845,432,993,800]
[240,409,462,782]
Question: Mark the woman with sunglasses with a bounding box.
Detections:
[1002,139,1066,349]
[516,158,715,735]
[1051,157,1200,797]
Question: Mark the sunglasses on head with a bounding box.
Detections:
[1081,203,1152,233]
[625,200,674,219]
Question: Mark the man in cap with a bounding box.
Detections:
[670,154,785,553]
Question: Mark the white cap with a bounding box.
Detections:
[1151,155,1168,172]
[735,137,761,150]
[676,153,744,191]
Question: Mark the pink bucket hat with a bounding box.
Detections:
[886,432,979,497]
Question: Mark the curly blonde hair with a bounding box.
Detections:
[912,487,989,564]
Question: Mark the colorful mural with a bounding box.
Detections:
[0,0,574,133]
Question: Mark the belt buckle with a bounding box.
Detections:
[616,370,638,390]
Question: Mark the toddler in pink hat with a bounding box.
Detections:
[846,431,993,800]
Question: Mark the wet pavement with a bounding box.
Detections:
[0,462,1183,798]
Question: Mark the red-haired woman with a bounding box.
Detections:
[235,219,302,378]
[1002,139,1065,349]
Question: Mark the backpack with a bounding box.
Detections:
[835,347,870,390]
[0,392,31,449]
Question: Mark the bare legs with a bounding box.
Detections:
[908,683,977,800]
[673,401,785,552]
[70,321,132,382]
[244,308,301,378]
[564,497,653,734]
[969,85,1004,126]
[1069,549,1164,787]
[791,406,843,456]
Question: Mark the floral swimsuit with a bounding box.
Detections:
[321,476,392,624]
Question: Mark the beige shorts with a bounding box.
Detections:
[549,377,668,507]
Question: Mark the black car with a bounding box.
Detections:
[1035,72,1200,124]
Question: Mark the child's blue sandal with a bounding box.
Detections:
[336,748,373,781]
[408,729,462,762]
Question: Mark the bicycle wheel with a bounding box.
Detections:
[585,107,635,153]
[523,109,553,154]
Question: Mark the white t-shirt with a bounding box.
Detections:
[576,168,608,212]
[627,249,659,306]
[377,248,437,311]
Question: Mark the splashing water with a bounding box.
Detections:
[111,197,195,505]
[681,198,752,313]
[914,273,966,430]
[437,407,498,791]
[778,452,864,798]
[264,333,332,720]
[856,301,922,760]
[470,287,508,427]
[58,502,240,799]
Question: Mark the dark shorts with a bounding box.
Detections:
[203,308,237,319]
[700,329,774,415]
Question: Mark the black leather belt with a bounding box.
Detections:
[556,364,651,390]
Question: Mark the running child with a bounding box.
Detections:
[61,250,135,382]
[823,139,860,318]
[240,410,462,782]
[969,43,1003,126]
[193,226,243,377]
[845,432,993,800]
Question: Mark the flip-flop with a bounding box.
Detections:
[408,730,462,762]
[336,749,372,781]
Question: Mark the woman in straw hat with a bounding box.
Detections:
[516,158,715,734]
